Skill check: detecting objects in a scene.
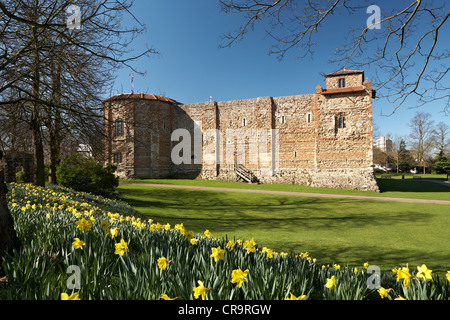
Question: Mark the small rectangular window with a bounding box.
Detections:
[242,118,246,127]
[114,119,124,137]
[338,78,346,88]
[307,113,311,123]
[113,153,123,164]
[338,116,346,129]
[281,115,286,124]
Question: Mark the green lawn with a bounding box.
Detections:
[117,179,450,275]
[124,176,450,201]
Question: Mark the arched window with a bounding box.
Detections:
[114,118,124,137]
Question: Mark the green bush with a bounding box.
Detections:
[15,169,25,183]
[56,153,118,198]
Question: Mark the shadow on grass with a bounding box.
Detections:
[377,179,450,193]
[118,186,429,230]
[118,185,450,275]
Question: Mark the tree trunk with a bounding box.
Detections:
[31,25,46,187]
[49,56,62,184]
[0,151,21,264]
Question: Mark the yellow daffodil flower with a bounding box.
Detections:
[160,294,175,300]
[114,239,129,256]
[72,238,85,250]
[285,293,307,300]
[226,240,235,251]
[231,268,249,288]
[61,292,81,300]
[377,287,390,299]
[446,271,450,283]
[75,218,93,232]
[158,257,169,270]
[107,227,119,239]
[325,276,336,290]
[210,246,225,262]
[243,238,256,254]
[396,264,412,288]
[416,264,432,281]
[193,280,209,300]
[100,220,109,230]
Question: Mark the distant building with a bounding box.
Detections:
[77,144,92,157]
[374,136,393,153]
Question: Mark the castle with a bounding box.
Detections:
[103,70,380,192]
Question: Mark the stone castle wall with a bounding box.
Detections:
[103,71,380,192]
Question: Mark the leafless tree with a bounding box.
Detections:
[432,121,449,154]
[0,0,157,186]
[0,0,155,259]
[219,0,450,113]
[408,111,435,173]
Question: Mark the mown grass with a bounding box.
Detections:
[123,176,450,201]
[117,180,450,274]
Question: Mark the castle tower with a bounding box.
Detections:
[312,70,377,190]
[103,93,179,179]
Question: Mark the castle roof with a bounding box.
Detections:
[325,70,364,77]
[103,93,180,104]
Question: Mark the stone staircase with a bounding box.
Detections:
[235,164,259,184]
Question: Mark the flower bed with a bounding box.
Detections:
[1,183,449,300]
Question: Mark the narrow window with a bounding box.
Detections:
[294,151,297,158]
[307,113,311,123]
[242,118,246,127]
[338,78,346,88]
[114,118,124,137]
[338,116,346,129]
[113,153,123,164]
[281,115,286,124]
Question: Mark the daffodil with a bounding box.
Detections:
[160,294,175,300]
[72,238,85,250]
[158,257,169,270]
[396,264,412,288]
[446,271,450,283]
[114,239,129,256]
[210,246,225,262]
[204,229,211,238]
[395,295,406,300]
[377,287,390,299]
[231,268,249,288]
[416,264,432,281]
[325,276,336,290]
[243,238,256,254]
[193,280,209,300]
[61,292,81,300]
[226,240,235,251]
[107,227,119,239]
[75,218,93,232]
[285,293,307,300]
[190,238,198,245]
[364,262,369,269]
[100,220,109,230]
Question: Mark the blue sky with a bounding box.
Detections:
[109,0,449,142]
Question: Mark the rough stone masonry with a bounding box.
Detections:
[103,70,380,192]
